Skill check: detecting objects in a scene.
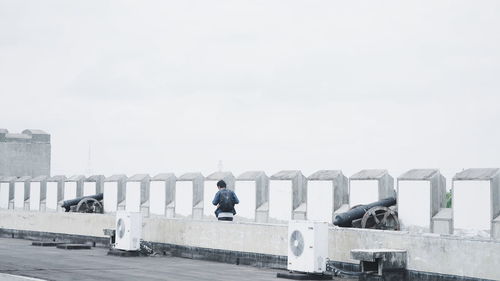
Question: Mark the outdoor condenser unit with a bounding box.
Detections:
[287,220,329,273]
[115,211,142,251]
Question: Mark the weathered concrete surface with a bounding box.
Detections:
[126,174,151,214]
[308,170,348,221]
[1,211,499,280]
[150,173,176,217]
[432,208,453,235]
[143,218,288,256]
[349,169,395,207]
[103,174,127,213]
[397,169,447,232]
[84,175,105,195]
[177,172,204,219]
[453,168,500,236]
[236,171,269,223]
[0,211,113,238]
[206,171,236,190]
[0,237,280,281]
[270,170,307,220]
[331,228,500,280]
[0,129,50,177]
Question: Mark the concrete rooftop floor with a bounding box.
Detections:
[0,238,284,281]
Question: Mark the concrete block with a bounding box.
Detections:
[206,171,235,190]
[398,169,446,232]
[141,202,150,217]
[492,216,500,241]
[431,208,453,235]
[255,202,269,223]
[64,175,85,201]
[192,201,204,219]
[269,170,307,222]
[150,173,176,216]
[0,176,15,209]
[176,173,204,218]
[292,203,306,220]
[125,174,150,213]
[29,176,48,211]
[236,171,269,222]
[83,175,105,196]
[46,175,66,211]
[307,170,348,223]
[166,202,175,218]
[40,200,46,212]
[14,176,31,210]
[453,168,500,236]
[350,170,394,207]
[117,201,126,211]
[103,174,127,213]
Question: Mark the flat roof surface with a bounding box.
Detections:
[0,238,280,281]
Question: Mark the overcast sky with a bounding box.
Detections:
[1,1,499,184]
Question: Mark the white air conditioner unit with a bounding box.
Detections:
[287,220,328,273]
[115,211,142,251]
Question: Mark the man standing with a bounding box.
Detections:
[212,180,239,221]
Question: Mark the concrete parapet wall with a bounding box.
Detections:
[1,168,500,240]
[0,210,498,280]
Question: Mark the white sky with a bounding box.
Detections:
[1,1,499,185]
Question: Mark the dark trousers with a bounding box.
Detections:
[218,217,233,221]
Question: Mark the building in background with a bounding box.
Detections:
[0,129,50,177]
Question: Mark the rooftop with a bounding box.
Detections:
[0,238,281,281]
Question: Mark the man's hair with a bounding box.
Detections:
[217,180,227,188]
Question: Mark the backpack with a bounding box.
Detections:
[218,189,234,212]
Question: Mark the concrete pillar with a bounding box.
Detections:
[432,208,454,235]
[203,172,236,220]
[45,176,66,212]
[103,174,127,213]
[0,176,15,209]
[493,216,500,241]
[125,174,150,216]
[176,172,204,219]
[236,171,269,223]
[307,170,348,223]
[349,169,395,207]
[64,175,85,200]
[29,176,48,211]
[453,168,500,239]
[59,175,85,212]
[269,170,307,222]
[397,169,447,233]
[83,175,105,196]
[14,176,31,210]
[150,173,176,217]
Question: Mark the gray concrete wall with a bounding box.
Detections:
[0,129,50,177]
[0,210,498,280]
